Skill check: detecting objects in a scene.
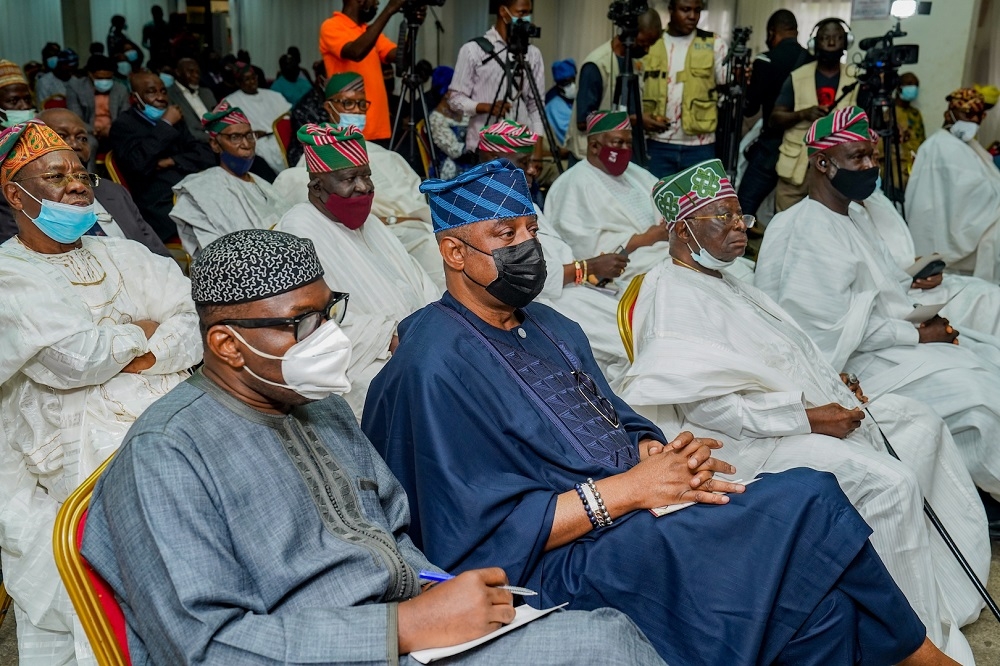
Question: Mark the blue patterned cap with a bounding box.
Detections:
[419,159,535,232]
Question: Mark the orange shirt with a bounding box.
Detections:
[319,11,396,141]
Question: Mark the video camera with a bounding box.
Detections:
[402,0,445,23]
[607,0,649,30]
[508,18,541,56]
[859,33,919,71]
[854,26,919,117]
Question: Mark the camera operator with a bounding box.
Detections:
[566,7,662,162]
[448,0,544,153]
[737,10,811,216]
[320,0,427,143]
[641,0,728,178]
[770,18,858,211]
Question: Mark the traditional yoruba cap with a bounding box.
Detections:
[0,60,27,89]
[587,110,630,136]
[946,87,986,115]
[552,58,576,81]
[190,229,325,306]
[201,100,251,136]
[0,120,71,185]
[298,122,368,173]
[420,159,534,232]
[651,159,737,229]
[325,71,365,98]
[432,66,454,96]
[974,84,1000,107]
[234,61,254,78]
[804,106,877,156]
[478,119,539,154]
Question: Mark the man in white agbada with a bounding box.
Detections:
[545,110,667,283]
[272,72,443,288]
[618,158,988,664]
[477,119,631,384]
[169,100,286,256]
[906,87,1000,282]
[222,63,291,174]
[0,120,201,664]
[755,107,1000,502]
[275,122,439,420]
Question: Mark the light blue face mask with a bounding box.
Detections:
[46,56,59,69]
[1,109,37,128]
[899,85,918,102]
[93,78,114,93]
[140,102,166,123]
[687,222,737,270]
[338,113,367,131]
[159,73,175,88]
[117,61,132,77]
[125,49,139,62]
[16,184,97,244]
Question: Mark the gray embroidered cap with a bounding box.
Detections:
[190,229,325,305]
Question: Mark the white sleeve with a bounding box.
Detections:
[681,391,811,440]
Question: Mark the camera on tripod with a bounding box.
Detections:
[508,18,541,56]
[402,0,445,22]
[607,0,649,31]
[854,26,919,117]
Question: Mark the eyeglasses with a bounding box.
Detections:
[329,98,371,112]
[215,292,349,342]
[685,213,756,229]
[574,370,621,428]
[14,172,100,189]
[217,131,257,145]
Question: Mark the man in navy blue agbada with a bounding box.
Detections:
[362,159,959,666]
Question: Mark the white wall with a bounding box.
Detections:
[1,0,64,68]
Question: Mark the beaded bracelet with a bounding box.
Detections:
[575,482,602,529]
[582,259,588,283]
[574,260,584,285]
[586,478,613,526]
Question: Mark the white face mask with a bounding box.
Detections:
[227,321,352,401]
[950,120,979,143]
[2,108,37,128]
[561,83,578,100]
[687,223,736,270]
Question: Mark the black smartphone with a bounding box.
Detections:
[913,260,946,281]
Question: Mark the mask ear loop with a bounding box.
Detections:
[13,183,42,221]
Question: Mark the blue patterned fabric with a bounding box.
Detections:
[419,159,535,232]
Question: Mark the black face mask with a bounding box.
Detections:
[829,161,879,201]
[359,4,378,23]
[816,48,843,67]
[462,238,547,309]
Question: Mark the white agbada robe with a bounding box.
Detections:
[533,205,629,386]
[862,189,1000,337]
[905,129,1000,282]
[544,159,665,283]
[275,203,440,420]
[170,166,287,256]
[619,259,988,664]
[755,197,1000,499]
[0,236,201,665]
[272,146,444,289]
[222,89,291,174]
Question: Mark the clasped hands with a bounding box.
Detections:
[628,432,745,509]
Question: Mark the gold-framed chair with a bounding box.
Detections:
[617,273,646,363]
[103,152,129,192]
[0,580,12,629]
[415,119,432,179]
[272,113,293,168]
[53,456,131,666]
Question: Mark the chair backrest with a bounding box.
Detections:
[103,152,129,192]
[273,113,293,168]
[41,94,67,109]
[415,119,433,179]
[617,273,646,364]
[53,456,131,666]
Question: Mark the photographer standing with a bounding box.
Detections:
[320,0,426,142]
[449,0,545,153]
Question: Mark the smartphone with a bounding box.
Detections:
[913,260,946,281]
[596,245,629,288]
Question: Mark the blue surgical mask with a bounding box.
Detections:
[140,103,166,123]
[1,109,37,128]
[93,78,114,93]
[117,61,132,77]
[337,113,367,131]
[899,85,918,102]
[16,184,98,244]
[220,151,255,176]
[687,223,736,270]
[46,56,59,69]
[125,49,139,62]
[159,73,175,88]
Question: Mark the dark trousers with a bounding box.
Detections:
[645,141,716,179]
[737,138,780,215]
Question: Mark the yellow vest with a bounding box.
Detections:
[776,62,858,186]
[567,40,620,160]
[641,30,718,136]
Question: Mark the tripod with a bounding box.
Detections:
[484,45,564,175]
[716,27,752,181]
[871,97,906,211]
[391,18,437,175]
[612,27,648,166]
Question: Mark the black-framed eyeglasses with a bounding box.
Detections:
[685,213,756,229]
[330,98,371,112]
[14,172,100,189]
[574,370,621,428]
[215,291,349,342]
[217,130,257,145]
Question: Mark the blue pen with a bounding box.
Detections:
[419,570,538,596]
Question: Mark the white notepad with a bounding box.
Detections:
[904,302,946,325]
[409,603,569,664]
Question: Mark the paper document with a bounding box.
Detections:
[650,477,762,517]
[905,253,944,278]
[409,603,569,663]
[904,302,946,325]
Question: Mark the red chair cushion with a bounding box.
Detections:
[275,117,292,150]
[76,510,132,664]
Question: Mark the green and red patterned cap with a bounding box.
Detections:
[298,122,369,173]
[201,100,251,137]
[651,159,737,228]
[586,110,630,136]
[804,106,878,156]
[477,119,539,154]
[325,72,365,99]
